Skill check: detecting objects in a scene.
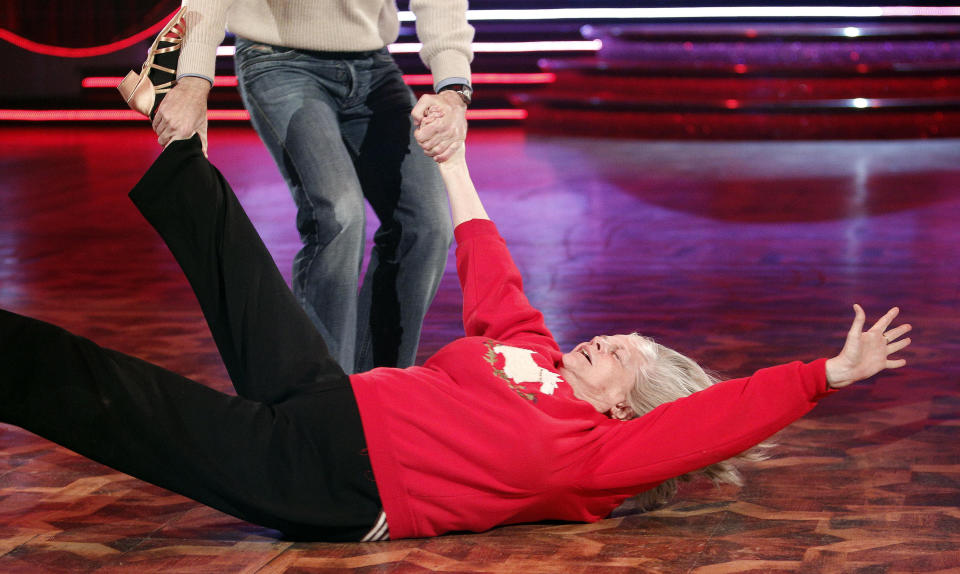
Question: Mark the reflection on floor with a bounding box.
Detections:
[1,126,958,572]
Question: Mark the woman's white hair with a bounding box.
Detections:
[622,333,772,512]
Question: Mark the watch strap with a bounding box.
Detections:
[439,83,472,106]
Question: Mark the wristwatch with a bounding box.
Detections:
[439,83,473,106]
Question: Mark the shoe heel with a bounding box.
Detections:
[117,70,155,117]
[117,70,140,102]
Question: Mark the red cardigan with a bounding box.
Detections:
[350,219,832,539]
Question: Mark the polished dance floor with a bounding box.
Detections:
[1,126,958,573]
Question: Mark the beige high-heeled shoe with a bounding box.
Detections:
[117,5,188,119]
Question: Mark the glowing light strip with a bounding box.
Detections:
[468,109,528,120]
[0,109,146,121]
[0,109,251,121]
[881,5,960,14]
[397,6,960,20]
[404,73,556,85]
[82,73,556,89]
[0,109,527,122]
[216,41,600,57]
[391,41,603,53]
[82,76,237,88]
[3,6,958,58]
[0,8,181,58]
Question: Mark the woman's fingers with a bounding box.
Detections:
[869,306,900,333]
[850,304,866,335]
[420,124,451,151]
[887,337,911,354]
[886,358,907,369]
[431,140,459,162]
[884,323,913,342]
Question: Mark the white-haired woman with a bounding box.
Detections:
[0,129,910,542]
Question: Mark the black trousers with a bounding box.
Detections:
[0,136,381,541]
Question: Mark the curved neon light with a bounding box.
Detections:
[0,8,180,58]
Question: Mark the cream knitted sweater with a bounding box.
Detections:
[178,0,473,89]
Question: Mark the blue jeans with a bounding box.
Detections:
[234,39,452,374]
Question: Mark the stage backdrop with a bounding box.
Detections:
[2,1,955,51]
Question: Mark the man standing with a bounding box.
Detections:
[151,1,474,373]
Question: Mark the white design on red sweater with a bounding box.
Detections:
[492,344,561,395]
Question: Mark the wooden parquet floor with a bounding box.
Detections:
[1,126,958,573]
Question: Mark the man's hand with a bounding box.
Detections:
[152,76,210,155]
[412,91,467,163]
[825,304,912,389]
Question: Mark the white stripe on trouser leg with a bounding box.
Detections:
[360,511,390,542]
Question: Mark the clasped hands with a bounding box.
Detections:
[412,90,467,164]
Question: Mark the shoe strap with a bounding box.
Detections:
[153,43,181,55]
[149,62,178,75]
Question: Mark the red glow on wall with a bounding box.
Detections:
[83,73,556,89]
[82,76,240,88]
[0,9,181,58]
[467,109,528,120]
[0,109,527,122]
[0,110,251,121]
[207,110,253,121]
[401,73,557,85]
[0,109,146,121]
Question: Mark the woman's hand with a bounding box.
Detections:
[412,92,467,163]
[415,106,466,168]
[825,304,912,389]
[414,105,486,224]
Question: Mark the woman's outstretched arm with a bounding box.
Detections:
[583,305,912,487]
[413,108,560,349]
[436,154,490,226]
[415,110,488,226]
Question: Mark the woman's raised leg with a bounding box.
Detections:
[129,135,343,403]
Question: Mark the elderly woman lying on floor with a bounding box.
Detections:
[0,111,910,542]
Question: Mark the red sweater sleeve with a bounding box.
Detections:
[583,359,834,490]
[454,219,559,353]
